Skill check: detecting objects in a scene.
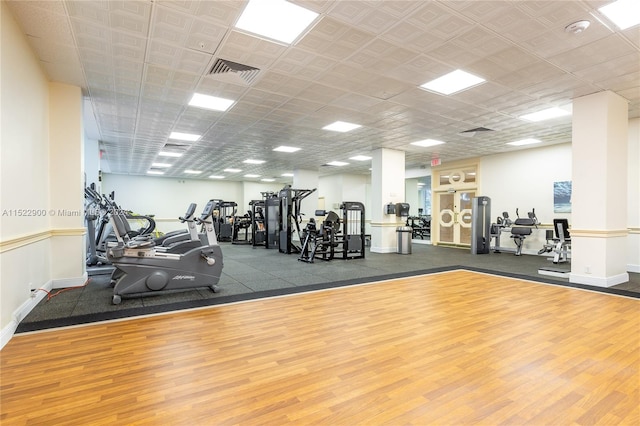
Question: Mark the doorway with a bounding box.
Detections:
[438,190,475,246]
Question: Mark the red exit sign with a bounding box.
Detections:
[431,158,441,167]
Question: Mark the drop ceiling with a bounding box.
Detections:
[6,0,640,182]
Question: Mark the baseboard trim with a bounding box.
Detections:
[370,246,397,254]
[1,273,88,350]
[569,272,630,287]
[627,264,640,273]
[1,280,53,350]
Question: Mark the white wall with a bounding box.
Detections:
[405,178,420,217]
[628,118,640,272]
[1,2,52,346]
[102,174,284,232]
[480,143,572,254]
[318,174,369,212]
[84,137,100,188]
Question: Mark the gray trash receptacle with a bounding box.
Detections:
[396,226,412,254]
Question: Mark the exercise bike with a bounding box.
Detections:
[107,199,224,305]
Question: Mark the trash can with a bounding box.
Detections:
[396,226,412,254]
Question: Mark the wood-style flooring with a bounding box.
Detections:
[1,270,638,425]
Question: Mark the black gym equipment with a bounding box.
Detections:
[490,208,539,255]
[406,215,431,240]
[538,219,572,278]
[211,200,237,242]
[538,218,571,264]
[231,210,252,245]
[470,196,491,254]
[262,186,316,254]
[107,199,224,305]
[249,200,266,247]
[298,201,366,263]
[510,208,539,256]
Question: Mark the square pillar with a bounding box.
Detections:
[370,148,405,253]
[570,91,629,286]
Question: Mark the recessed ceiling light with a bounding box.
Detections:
[410,139,446,148]
[243,159,265,164]
[506,138,541,146]
[599,0,640,30]
[245,174,261,178]
[169,132,201,142]
[152,162,172,168]
[273,146,301,153]
[420,69,486,95]
[327,161,349,166]
[147,170,165,175]
[235,0,319,44]
[519,107,571,122]
[224,168,242,173]
[159,151,183,158]
[184,170,202,174]
[261,178,275,182]
[281,173,294,177]
[349,155,372,161]
[209,175,225,179]
[188,93,235,111]
[323,121,362,132]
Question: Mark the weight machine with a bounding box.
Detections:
[490,208,539,256]
[263,186,316,254]
[298,201,366,263]
[249,199,266,247]
[212,200,237,242]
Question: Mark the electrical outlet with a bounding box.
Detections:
[585,266,591,274]
[30,289,37,298]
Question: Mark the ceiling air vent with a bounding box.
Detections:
[209,58,260,85]
[459,127,494,137]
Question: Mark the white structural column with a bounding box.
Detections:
[293,169,319,223]
[49,82,87,285]
[370,148,405,253]
[570,90,629,287]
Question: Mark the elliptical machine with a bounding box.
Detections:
[107,199,224,305]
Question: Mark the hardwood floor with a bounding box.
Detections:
[1,270,638,425]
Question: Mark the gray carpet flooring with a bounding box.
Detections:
[19,241,640,331]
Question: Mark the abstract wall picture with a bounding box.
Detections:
[554,181,572,213]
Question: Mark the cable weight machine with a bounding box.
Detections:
[298,201,366,263]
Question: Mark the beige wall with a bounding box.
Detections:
[1,1,52,337]
[1,3,85,346]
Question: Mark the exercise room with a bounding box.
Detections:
[1,0,639,424]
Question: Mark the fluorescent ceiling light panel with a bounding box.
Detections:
[243,159,265,164]
[169,132,201,142]
[349,155,372,161]
[281,173,294,177]
[184,170,202,174]
[273,146,301,153]
[159,151,183,158]
[209,175,225,179]
[599,0,640,30]
[323,121,361,132]
[507,138,541,146]
[189,93,235,111]
[519,107,571,122]
[327,161,349,166]
[410,139,445,148]
[152,162,172,168]
[147,170,164,175]
[244,174,260,178]
[420,69,486,95]
[235,0,319,44]
[224,168,242,173]
[261,178,275,182]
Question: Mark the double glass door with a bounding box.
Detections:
[438,191,475,246]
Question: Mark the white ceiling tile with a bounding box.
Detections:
[8,0,639,178]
